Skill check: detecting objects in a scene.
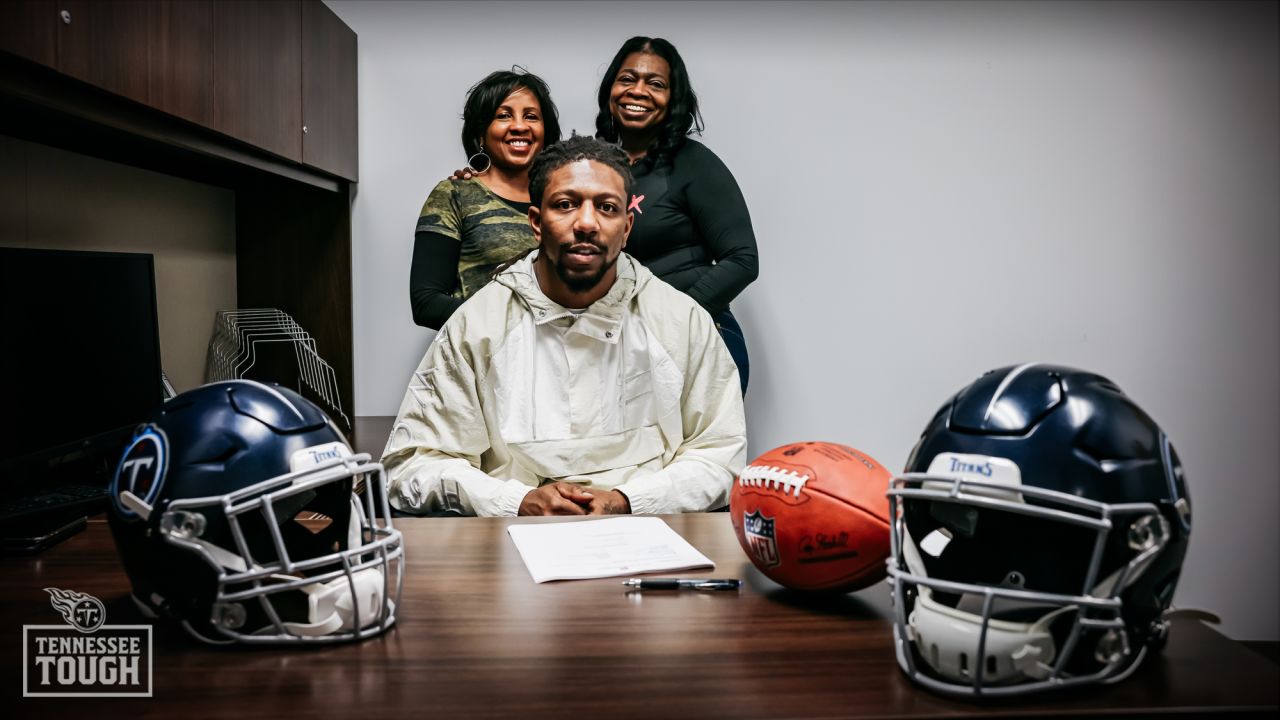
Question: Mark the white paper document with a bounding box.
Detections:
[506,516,715,583]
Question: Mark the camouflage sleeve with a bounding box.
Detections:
[415,179,463,242]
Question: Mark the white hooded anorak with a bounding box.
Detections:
[382,251,747,516]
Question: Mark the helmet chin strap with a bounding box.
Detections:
[909,586,1069,684]
[274,496,390,638]
[278,567,389,637]
[902,528,1065,684]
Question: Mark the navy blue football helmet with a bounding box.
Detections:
[108,380,403,645]
[888,364,1190,696]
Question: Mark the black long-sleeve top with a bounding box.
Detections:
[625,140,759,316]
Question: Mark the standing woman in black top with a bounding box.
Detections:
[596,37,759,394]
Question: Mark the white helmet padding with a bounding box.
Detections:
[908,586,1068,684]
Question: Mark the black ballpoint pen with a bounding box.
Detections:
[623,578,742,591]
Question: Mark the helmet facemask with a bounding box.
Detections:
[137,452,403,645]
[888,462,1173,696]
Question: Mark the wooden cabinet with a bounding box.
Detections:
[212,0,302,163]
[0,0,57,67]
[0,0,355,180]
[57,0,150,106]
[302,0,358,181]
[236,176,354,424]
[148,0,214,127]
[0,0,360,419]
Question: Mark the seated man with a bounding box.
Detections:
[382,136,746,516]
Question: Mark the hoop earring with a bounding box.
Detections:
[467,143,491,175]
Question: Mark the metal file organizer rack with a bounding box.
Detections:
[204,309,351,430]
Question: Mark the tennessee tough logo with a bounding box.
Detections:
[44,588,105,633]
[24,588,152,697]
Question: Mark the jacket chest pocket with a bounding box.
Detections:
[622,369,657,428]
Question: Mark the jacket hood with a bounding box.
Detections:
[494,250,653,330]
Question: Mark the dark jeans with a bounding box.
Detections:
[713,309,749,396]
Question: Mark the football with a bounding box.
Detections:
[730,441,893,592]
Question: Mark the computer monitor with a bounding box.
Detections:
[0,247,165,492]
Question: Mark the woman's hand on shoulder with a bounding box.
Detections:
[448,167,475,181]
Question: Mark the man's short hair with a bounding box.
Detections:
[528,136,634,208]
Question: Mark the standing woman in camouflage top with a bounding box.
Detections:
[410,69,562,330]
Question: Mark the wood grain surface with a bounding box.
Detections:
[4,515,1276,718]
[211,0,302,162]
[301,0,358,181]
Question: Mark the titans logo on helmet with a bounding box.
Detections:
[111,425,168,521]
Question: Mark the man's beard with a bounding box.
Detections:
[553,242,618,293]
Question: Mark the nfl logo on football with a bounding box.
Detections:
[743,510,781,569]
[23,587,152,697]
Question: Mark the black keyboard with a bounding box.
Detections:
[0,484,109,523]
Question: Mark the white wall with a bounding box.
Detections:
[330,0,1278,641]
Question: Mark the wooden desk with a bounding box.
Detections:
[3,516,1276,718]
